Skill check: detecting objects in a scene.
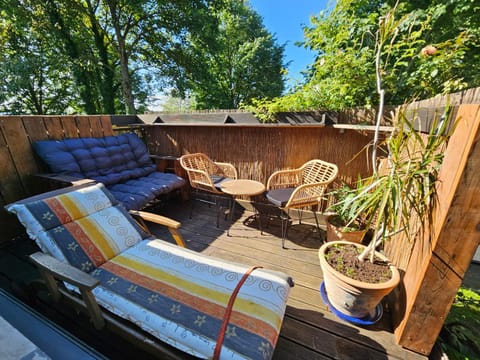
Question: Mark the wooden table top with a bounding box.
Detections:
[220,179,265,196]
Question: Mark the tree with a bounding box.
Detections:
[250,0,480,119]
[174,0,286,109]
[1,0,224,115]
[0,1,79,114]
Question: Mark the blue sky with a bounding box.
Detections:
[249,0,330,89]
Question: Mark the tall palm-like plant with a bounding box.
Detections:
[335,2,455,262]
[337,108,452,262]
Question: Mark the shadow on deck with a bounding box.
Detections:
[0,196,429,359]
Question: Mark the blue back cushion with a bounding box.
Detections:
[33,133,156,185]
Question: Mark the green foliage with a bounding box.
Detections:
[0,1,79,114]
[335,105,453,262]
[176,0,285,109]
[251,0,480,119]
[327,181,367,231]
[439,287,480,360]
[1,0,281,114]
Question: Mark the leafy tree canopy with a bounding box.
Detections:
[168,0,285,110]
[248,0,480,120]
[0,0,285,114]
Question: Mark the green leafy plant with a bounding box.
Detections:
[335,106,453,262]
[439,287,480,359]
[327,181,367,232]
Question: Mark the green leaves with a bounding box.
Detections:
[181,0,285,109]
[2,0,278,113]
[439,287,480,359]
[337,104,454,255]
[250,0,480,117]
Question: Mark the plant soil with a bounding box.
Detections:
[325,243,392,284]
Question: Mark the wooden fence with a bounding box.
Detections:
[0,115,114,240]
[336,86,480,126]
[390,104,480,354]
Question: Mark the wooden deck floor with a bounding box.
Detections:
[0,195,427,360]
[149,196,426,360]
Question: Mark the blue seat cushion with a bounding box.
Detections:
[33,133,156,186]
[265,188,295,207]
[210,175,234,190]
[107,172,186,210]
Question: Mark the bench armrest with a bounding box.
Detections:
[34,173,95,188]
[30,252,99,289]
[29,252,105,329]
[129,210,186,248]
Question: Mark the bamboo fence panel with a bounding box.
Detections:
[143,125,375,187]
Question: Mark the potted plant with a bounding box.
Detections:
[319,6,454,323]
[325,182,367,244]
[319,107,452,323]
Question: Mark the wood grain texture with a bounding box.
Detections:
[394,104,480,354]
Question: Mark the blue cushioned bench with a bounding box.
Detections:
[33,133,186,210]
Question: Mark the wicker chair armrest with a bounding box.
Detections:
[214,162,238,179]
[186,168,217,188]
[284,181,331,209]
[267,168,302,190]
[129,210,186,247]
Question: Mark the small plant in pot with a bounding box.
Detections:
[326,182,368,244]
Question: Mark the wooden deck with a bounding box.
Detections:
[150,196,426,360]
[0,194,427,360]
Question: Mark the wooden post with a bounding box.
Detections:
[393,104,480,354]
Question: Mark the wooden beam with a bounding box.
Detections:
[394,104,480,354]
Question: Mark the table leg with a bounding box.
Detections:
[227,196,236,237]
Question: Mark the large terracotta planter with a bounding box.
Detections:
[326,215,366,244]
[318,240,400,319]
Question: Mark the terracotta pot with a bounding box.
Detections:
[318,240,400,319]
[326,215,366,244]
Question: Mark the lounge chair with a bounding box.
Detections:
[6,183,293,360]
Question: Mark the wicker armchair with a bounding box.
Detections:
[179,153,238,226]
[265,159,338,248]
